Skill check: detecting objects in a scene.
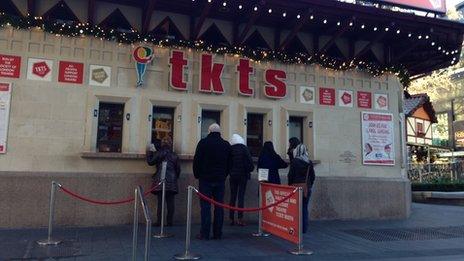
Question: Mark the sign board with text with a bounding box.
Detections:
[58,61,84,84]
[319,87,335,106]
[357,91,372,109]
[375,0,446,14]
[361,112,395,166]
[27,58,53,81]
[261,183,300,244]
[0,55,21,78]
[0,82,12,154]
[89,65,111,87]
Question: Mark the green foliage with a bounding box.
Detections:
[412,178,464,192]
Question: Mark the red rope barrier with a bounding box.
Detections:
[59,182,161,205]
[195,188,298,212]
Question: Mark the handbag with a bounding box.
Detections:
[292,166,310,198]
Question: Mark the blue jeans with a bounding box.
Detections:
[199,180,225,239]
[302,189,312,233]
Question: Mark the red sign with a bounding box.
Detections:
[319,88,335,106]
[357,91,372,109]
[341,92,352,105]
[32,61,51,78]
[261,183,300,244]
[58,61,84,84]
[0,55,21,78]
[378,0,446,13]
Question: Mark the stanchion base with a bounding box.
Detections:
[252,232,270,237]
[153,232,174,239]
[174,251,201,260]
[288,248,313,255]
[36,238,62,246]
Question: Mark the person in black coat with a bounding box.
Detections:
[193,123,231,240]
[228,134,254,226]
[287,138,315,234]
[257,141,288,184]
[146,137,180,226]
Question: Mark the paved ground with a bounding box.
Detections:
[2,203,464,260]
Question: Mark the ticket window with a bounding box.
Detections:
[201,110,221,139]
[152,107,175,150]
[247,113,264,157]
[97,102,124,153]
[289,116,304,143]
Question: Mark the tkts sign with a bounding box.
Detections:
[133,46,286,98]
[169,50,287,99]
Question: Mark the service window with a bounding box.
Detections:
[289,116,304,143]
[97,103,124,153]
[152,107,175,150]
[247,113,264,157]
[201,110,221,139]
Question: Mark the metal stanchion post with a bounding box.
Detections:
[174,186,201,260]
[132,188,139,261]
[289,187,313,256]
[37,181,62,246]
[132,186,153,261]
[154,162,173,239]
[252,183,269,237]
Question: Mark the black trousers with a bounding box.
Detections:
[229,178,248,220]
[156,191,175,225]
[199,180,225,239]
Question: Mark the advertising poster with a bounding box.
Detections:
[338,90,353,107]
[0,54,21,78]
[453,121,464,149]
[58,61,84,84]
[357,91,372,109]
[89,65,111,87]
[319,87,335,106]
[0,82,12,154]
[27,58,53,81]
[299,86,315,104]
[378,0,446,13]
[374,93,389,110]
[361,112,395,166]
[261,183,300,244]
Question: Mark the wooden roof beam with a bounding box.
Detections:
[238,1,266,44]
[87,0,95,25]
[142,0,158,34]
[391,40,421,63]
[279,9,312,51]
[27,0,35,16]
[192,2,213,40]
[354,28,390,59]
[318,17,355,54]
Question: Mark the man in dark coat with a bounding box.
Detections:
[146,137,180,226]
[193,123,231,240]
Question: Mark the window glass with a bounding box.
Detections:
[289,116,304,143]
[97,103,124,153]
[201,110,221,139]
[247,113,264,157]
[433,112,450,147]
[152,107,174,150]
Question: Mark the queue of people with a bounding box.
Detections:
[146,123,315,240]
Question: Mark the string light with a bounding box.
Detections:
[0,11,457,88]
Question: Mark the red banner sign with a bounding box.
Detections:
[319,88,335,106]
[357,91,372,109]
[0,55,21,78]
[261,183,300,244]
[378,0,446,14]
[58,61,84,84]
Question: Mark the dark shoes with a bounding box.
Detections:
[236,219,247,226]
[195,234,209,240]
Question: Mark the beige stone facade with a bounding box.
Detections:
[0,27,410,228]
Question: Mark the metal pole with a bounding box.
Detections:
[154,162,173,238]
[174,186,201,260]
[252,182,269,237]
[37,181,62,246]
[289,188,313,255]
[132,188,139,261]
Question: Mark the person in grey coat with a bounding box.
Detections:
[146,137,180,226]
